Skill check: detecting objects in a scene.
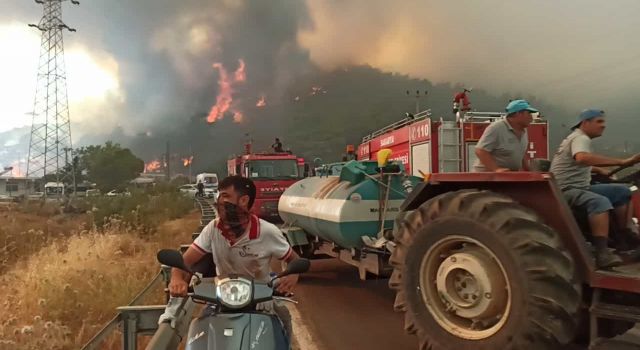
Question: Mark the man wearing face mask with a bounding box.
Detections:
[168,175,300,334]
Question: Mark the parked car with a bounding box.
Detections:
[179,184,217,199]
[86,189,101,197]
[205,187,218,200]
[27,192,44,200]
[106,189,131,197]
[179,184,198,197]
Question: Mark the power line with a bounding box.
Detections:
[26,0,79,195]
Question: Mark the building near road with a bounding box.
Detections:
[0,177,37,198]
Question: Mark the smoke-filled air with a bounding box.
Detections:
[2,0,640,173]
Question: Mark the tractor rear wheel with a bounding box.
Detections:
[389,190,582,350]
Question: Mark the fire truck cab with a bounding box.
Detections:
[228,146,303,222]
[357,110,549,175]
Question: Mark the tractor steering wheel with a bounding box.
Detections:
[591,164,640,185]
[608,163,635,177]
[614,165,640,184]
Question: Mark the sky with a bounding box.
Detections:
[2,0,640,174]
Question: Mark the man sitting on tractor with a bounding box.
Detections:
[473,99,538,172]
[550,109,640,268]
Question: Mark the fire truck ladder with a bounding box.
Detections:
[438,120,462,172]
[361,110,431,142]
[463,111,506,121]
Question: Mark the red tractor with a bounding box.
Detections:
[388,169,640,349]
[353,107,640,348]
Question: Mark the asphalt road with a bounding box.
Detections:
[293,258,416,350]
[292,258,640,350]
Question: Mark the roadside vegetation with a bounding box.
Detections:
[0,189,198,349]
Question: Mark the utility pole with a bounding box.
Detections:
[26,0,79,196]
[165,140,171,181]
[406,90,428,113]
[63,146,76,195]
[189,145,193,182]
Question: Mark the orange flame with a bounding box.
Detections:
[144,160,161,173]
[207,59,246,124]
[256,95,266,107]
[234,60,246,82]
[233,111,244,123]
[310,86,327,96]
[9,161,24,177]
[182,156,193,167]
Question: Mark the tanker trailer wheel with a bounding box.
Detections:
[389,190,582,350]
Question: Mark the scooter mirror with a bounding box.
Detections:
[279,258,311,278]
[157,249,193,274]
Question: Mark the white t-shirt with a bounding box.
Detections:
[192,215,293,282]
[549,129,592,190]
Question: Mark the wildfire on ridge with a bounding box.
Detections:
[144,160,161,173]
[182,156,193,167]
[207,59,246,124]
[310,86,327,95]
[256,95,266,107]
[234,60,246,82]
[233,111,244,123]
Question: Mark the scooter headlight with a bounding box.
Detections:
[216,278,252,308]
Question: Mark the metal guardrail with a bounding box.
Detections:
[82,197,216,350]
[81,271,165,350]
[144,297,196,350]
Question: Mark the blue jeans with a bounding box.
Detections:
[563,184,632,216]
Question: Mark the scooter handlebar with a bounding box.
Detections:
[273,290,294,298]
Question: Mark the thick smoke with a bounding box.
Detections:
[299,0,640,112]
[2,0,314,172]
[3,0,640,174]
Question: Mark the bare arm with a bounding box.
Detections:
[574,152,640,167]
[170,246,206,284]
[475,148,509,172]
[591,166,610,176]
[277,250,302,294]
[283,249,300,264]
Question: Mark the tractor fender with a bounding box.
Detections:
[398,173,595,283]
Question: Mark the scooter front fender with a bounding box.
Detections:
[184,312,288,350]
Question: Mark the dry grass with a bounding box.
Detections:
[0,211,199,349]
[0,205,88,274]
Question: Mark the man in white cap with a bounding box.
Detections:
[473,99,538,172]
[550,109,640,268]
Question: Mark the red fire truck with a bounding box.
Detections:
[357,110,549,175]
[227,143,304,222]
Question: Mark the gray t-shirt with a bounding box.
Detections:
[549,129,592,190]
[473,118,528,172]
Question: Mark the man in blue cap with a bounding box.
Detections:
[473,99,537,172]
[550,109,640,268]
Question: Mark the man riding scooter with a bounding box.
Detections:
[168,175,301,336]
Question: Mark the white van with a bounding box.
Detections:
[195,173,219,189]
[44,182,64,197]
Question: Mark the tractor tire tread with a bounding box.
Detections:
[389,189,581,350]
